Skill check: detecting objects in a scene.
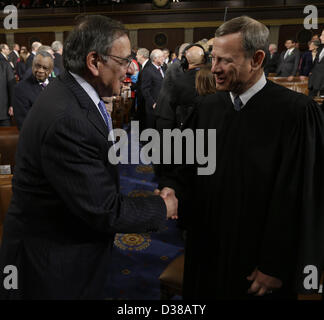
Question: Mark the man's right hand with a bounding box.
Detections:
[154,188,178,220]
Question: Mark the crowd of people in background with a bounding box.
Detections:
[0,14,323,300]
[1,28,324,129]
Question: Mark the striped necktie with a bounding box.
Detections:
[98,100,114,142]
[234,95,243,111]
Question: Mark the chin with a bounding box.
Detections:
[215,84,229,91]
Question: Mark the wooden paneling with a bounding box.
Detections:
[0,33,5,44]
[14,32,55,49]
[138,28,184,52]
[194,27,216,42]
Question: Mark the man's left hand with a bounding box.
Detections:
[8,106,14,117]
[247,268,282,296]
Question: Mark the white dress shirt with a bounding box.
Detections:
[229,73,267,109]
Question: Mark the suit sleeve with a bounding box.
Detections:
[40,116,167,235]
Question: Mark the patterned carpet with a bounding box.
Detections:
[104,125,184,300]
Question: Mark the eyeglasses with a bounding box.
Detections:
[101,54,132,68]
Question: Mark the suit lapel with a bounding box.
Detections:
[59,71,108,140]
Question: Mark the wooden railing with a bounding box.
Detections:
[268,76,309,96]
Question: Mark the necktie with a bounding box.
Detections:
[40,82,47,90]
[234,95,243,111]
[284,50,289,60]
[158,66,164,78]
[98,100,114,142]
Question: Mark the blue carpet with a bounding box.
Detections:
[105,126,184,300]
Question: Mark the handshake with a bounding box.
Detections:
[154,187,178,220]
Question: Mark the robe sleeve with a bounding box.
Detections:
[258,100,324,294]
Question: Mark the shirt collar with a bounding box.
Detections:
[142,59,149,68]
[69,72,100,107]
[152,62,161,69]
[230,73,267,108]
[39,78,49,86]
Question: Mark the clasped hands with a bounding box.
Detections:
[247,268,282,296]
[154,187,178,220]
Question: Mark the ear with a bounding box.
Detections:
[251,50,265,70]
[86,51,100,77]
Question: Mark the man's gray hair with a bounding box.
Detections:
[33,51,54,63]
[37,45,53,54]
[150,49,163,61]
[51,40,63,52]
[179,43,190,58]
[137,48,149,59]
[215,16,269,67]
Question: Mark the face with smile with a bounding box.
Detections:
[32,55,53,82]
[211,32,263,95]
[90,34,132,97]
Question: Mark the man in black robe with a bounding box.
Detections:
[157,16,324,299]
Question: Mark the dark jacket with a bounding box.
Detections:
[13,74,53,130]
[308,45,324,95]
[276,48,301,77]
[141,61,164,115]
[0,60,15,120]
[0,71,166,299]
[264,52,280,76]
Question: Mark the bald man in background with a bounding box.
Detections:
[156,44,207,230]
[159,43,207,128]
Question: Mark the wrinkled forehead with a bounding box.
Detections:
[212,33,244,55]
[34,55,53,66]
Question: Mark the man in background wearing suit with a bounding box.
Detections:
[264,43,279,76]
[0,15,178,300]
[276,38,300,80]
[13,51,54,130]
[8,43,20,71]
[51,40,64,75]
[135,47,150,134]
[141,48,165,130]
[0,58,15,126]
[308,29,324,97]
[25,41,42,70]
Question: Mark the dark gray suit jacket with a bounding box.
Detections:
[0,71,166,299]
[276,48,300,77]
[0,60,15,120]
[141,61,164,115]
[308,45,324,95]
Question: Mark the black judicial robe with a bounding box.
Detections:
[174,80,324,299]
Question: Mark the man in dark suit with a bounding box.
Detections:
[0,59,15,126]
[264,43,279,76]
[155,42,189,132]
[308,29,324,97]
[8,43,20,70]
[0,15,178,300]
[51,40,64,75]
[276,38,300,80]
[135,47,150,133]
[141,48,165,130]
[25,41,42,70]
[13,51,54,130]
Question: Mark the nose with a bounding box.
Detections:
[211,60,220,74]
